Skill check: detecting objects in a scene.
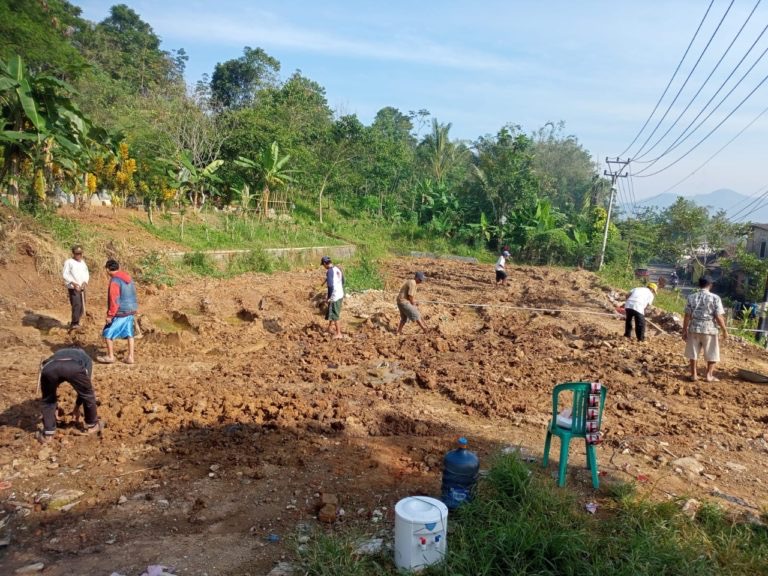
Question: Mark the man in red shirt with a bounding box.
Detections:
[98,259,138,364]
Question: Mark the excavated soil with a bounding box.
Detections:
[1,215,767,574]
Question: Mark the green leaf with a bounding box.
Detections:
[0,77,18,91]
[0,130,38,142]
[16,78,46,131]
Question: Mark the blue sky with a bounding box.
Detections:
[73,1,768,204]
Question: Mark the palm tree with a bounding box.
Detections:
[421,119,466,186]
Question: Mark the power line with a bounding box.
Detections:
[728,186,768,222]
[724,182,768,214]
[633,69,768,178]
[617,0,715,157]
[631,0,760,162]
[656,102,768,195]
[630,0,736,160]
[633,23,768,173]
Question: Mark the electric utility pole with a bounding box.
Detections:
[597,157,630,271]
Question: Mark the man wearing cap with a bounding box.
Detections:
[495,250,511,286]
[62,245,89,330]
[37,347,103,443]
[320,256,344,339]
[623,282,657,341]
[98,259,138,364]
[396,272,429,335]
[682,276,728,382]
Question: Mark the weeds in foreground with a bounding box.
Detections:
[298,454,768,576]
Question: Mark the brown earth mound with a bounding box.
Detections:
[0,215,767,574]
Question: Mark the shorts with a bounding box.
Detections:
[397,300,420,322]
[684,332,720,362]
[496,270,507,282]
[103,315,135,340]
[327,298,343,321]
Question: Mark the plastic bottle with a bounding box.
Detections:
[440,437,479,509]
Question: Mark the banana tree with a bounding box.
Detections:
[164,150,223,212]
[234,141,294,218]
[0,55,91,204]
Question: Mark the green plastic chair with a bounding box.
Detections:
[542,382,607,489]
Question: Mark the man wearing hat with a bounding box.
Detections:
[495,249,511,286]
[62,245,89,330]
[623,282,657,341]
[320,256,344,339]
[396,272,429,335]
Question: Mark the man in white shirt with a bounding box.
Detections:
[320,256,344,339]
[62,245,90,329]
[623,282,657,341]
[495,250,510,286]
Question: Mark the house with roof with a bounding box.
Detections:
[746,223,768,259]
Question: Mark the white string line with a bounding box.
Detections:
[416,299,757,333]
[362,291,754,333]
[419,299,619,318]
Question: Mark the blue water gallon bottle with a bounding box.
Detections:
[441,437,479,509]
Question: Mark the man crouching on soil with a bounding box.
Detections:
[37,347,103,443]
[396,271,429,335]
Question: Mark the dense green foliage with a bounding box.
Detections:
[0,0,753,278]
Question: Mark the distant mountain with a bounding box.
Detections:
[621,189,768,224]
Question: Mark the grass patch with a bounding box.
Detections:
[34,211,93,248]
[180,251,219,277]
[298,454,768,576]
[137,212,343,251]
[136,251,175,287]
[226,249,289,275]
[343,256,384,292]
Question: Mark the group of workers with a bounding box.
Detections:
[624,275,728,382]
[319,256,429,340]
[36,246,138,443]
[37,246,732,443]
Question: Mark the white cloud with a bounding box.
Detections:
[150,10,526,74]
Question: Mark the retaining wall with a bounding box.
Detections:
[165,244,356,266]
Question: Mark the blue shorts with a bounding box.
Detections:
[103,315,135,340]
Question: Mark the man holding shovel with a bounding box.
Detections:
[62,245,89,330]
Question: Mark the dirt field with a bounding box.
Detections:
[1,210,767,575]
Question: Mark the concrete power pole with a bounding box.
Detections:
[597,157,630,271]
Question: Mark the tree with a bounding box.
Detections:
[655,198,741,267]
[210,46,280,110]
[164,149,223,213]
[418,118,467,186]
[89,4,180,92]
[0,0,87,76]
[234,141,294,218]
[472,125,540,236]
[360,107,416,219]
[0,55,94,205]
[532,121,597,213]
[314,114,364,223]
